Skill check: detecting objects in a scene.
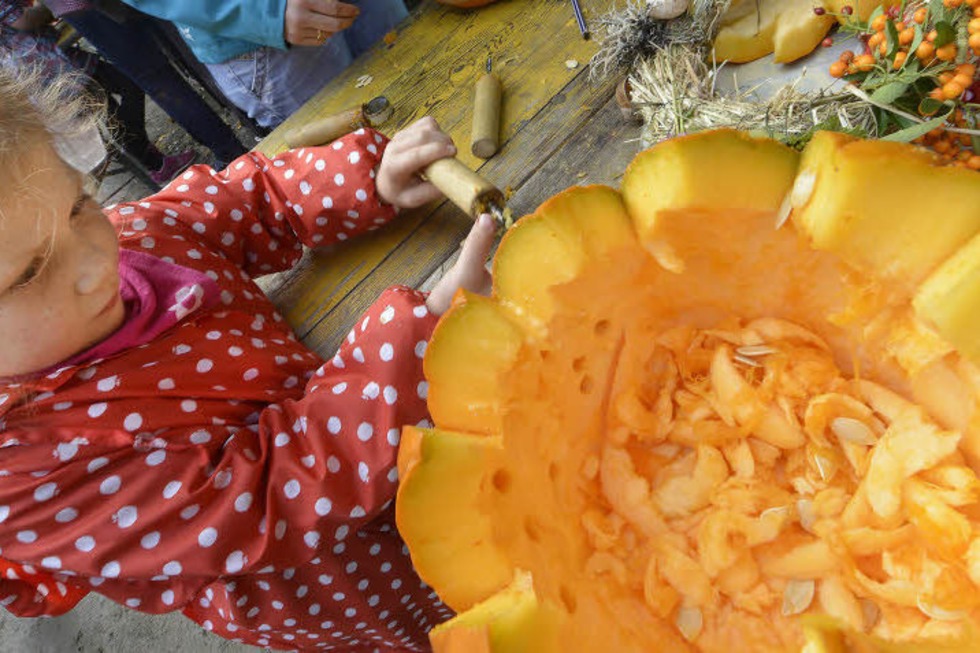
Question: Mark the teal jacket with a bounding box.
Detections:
[121,0,287,64]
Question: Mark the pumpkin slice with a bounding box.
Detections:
[712,0,781,63]
[396,426,512,611]
[621,129,799,272]
[793,131,980,291]
[913,232,980,365]
[492,185,637,331]
[428,571,562,653]
[773,0,836,63]
[425,291,525,434]
[713,0,835,64]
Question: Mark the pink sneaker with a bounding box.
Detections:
[149,150,197,185]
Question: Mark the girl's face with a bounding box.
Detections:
[0,143,124,377]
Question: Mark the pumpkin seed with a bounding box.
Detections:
[831,417,878,446]
[812,452,837,482]
[733,354,763,368]
[791,476,816,496]
[760,505,789,520]
[565,59,580,69]
[796,498,817,533]
[675,606,703,642]
[735,344,778,357]
[781,579,815,616]
[790,170,816,209]
[775,192,793,229]
[916,595,968,622]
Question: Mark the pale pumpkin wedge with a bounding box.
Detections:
[427,572,563,653]
[621,129,799,272]
[913,232,980,364]
[792,131,980,291]
[400,129,980,653]
[712,0,835,64]
[424,291,525,434]
[492,185,636,331]
[395,426,511,611]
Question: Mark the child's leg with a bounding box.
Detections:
[207,39,355,130]
[88,59,161,170]
[61,10,247,164]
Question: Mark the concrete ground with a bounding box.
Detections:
[0,99,263,653]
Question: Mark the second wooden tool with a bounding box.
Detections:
[470,57,502,159]
[423,157,508,227]
[283,96,392,148]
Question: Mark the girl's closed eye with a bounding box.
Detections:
[69,193,90,222]
[10,255,46,290]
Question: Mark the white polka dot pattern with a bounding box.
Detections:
[0,130,447,648]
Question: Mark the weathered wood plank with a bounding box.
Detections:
[257,0,611,328]
[265,59,620,343]
[297,93,643,358]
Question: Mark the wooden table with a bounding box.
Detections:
[256,0,641,358]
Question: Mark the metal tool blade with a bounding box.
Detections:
[363,96,392,126]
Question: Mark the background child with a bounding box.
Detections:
[0,64,494,651]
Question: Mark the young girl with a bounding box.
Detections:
[0,66,495,651]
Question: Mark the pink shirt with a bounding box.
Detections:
[58,249,221,369]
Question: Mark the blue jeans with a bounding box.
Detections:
[206,0,408,129]
[61,8,248,163]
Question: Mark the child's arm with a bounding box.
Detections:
[0,218,494,615]
[111,119,456,280]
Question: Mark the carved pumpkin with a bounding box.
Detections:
[396,129,980,652]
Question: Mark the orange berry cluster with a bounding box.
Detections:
[825,2,980,169]
[928,62,977,101]
[915,110,980,168]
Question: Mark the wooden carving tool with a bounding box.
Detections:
[423,157,508,227]
[470,56,502,159]
[283,96,392,148]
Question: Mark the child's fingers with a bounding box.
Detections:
[394,180,444,208]
[389,141,457,178]
[390,117,450,149]
[459,214,496,267]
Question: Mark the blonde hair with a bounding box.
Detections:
[0,64,105,177]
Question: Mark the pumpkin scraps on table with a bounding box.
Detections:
[395,129,980,652]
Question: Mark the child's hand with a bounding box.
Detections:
[377,117,456,209]
[426,214,496,316]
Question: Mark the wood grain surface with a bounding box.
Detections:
[256,0,643,358]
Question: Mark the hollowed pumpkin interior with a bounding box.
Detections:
[397,130,980,653]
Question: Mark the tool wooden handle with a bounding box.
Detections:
[424,158,504,219]
[283,107,366,148]
[470,73,502,159]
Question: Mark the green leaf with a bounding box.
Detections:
[907,23,924,64]
[885,19,900,57]
[928,0,946,22]
[934,21,956,47]
[881,115,949,142]
[867,5,885,29]
[871,81,910,104]
[918,96,945,115]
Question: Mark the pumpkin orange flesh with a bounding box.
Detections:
[399,130,980,652]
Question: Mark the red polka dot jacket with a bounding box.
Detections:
[0,129,453,651]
